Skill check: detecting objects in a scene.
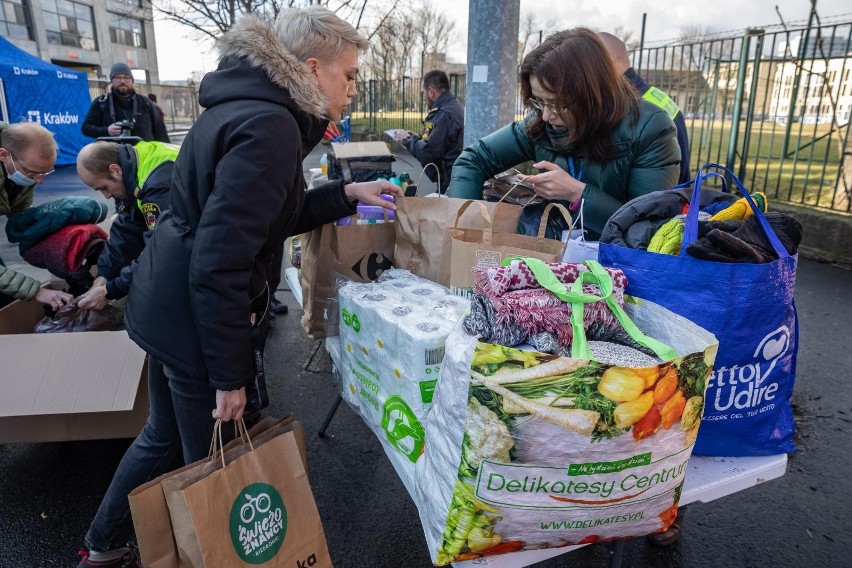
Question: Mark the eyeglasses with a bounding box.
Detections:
[9,152,54,179]
[112,74,133,82]
[528,97,565,113]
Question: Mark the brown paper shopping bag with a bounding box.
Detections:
[448,200,570,294]
[164,421,327,568]
[300,216,395,339]
[129,416,297,568]
[393,196,522,285]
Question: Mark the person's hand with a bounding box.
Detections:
[213,387,246,421]
[344,180,403,209]
[522,160,586,203]
[393,129,412,142]
[107,123,123,136]
[34,287,72,310]
[77,278,109,310]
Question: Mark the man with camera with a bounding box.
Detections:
[81,63,170,143]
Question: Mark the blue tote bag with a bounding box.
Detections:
[598,164,798,456]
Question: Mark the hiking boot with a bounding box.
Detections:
[76,549,141,568]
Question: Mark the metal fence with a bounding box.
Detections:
[634,21,852,213]
[87,80,201,133]
[348,20,852,213]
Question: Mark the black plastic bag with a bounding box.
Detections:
[34,301,124,333]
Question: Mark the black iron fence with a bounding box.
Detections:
[348,20,852,213]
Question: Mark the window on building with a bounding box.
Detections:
[41,0,96,50]
[113,0,140,6]
[1,0,34,40]
[108,12,145,48]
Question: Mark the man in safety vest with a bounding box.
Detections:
[600,33,692,184]
[76,140,177,309]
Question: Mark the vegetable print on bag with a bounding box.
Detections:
[416,260,718,565]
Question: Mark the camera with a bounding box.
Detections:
[115,119,135,137]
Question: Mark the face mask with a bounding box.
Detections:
[8,169,37,186]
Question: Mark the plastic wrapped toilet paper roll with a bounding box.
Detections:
[400,285,448,304]
[429,295,470,322]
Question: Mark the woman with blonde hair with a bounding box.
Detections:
[76,7,400,567]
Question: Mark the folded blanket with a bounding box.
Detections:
[5,196,108,254]
[23,224,108,281]
[492,284,624,346]
[472,260,627,299]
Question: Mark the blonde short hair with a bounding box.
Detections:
[274,6,368,62]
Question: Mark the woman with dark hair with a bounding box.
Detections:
[447,28,681,239]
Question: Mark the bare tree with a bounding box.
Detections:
[155,0,396,43]
[412,3,456,75]
[364,10,415,80]
[518,11,557,59]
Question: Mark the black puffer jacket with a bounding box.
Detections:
[126,16,356,389]
[600,187,738,249]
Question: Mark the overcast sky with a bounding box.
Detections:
[154,0,851,81]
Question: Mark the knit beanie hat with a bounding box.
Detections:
[110,62,132,79]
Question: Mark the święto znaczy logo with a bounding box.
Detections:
[229,483,287,564]
[26,110,79,125]
[705,325,791,416]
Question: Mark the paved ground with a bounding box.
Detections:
[0,145,850,567]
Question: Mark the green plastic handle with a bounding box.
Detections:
[501,257,678,361]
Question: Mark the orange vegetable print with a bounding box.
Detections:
[632,404,662,441]
[660,391,687,429]
[653,368,679,404]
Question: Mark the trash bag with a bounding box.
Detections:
[34,301,124,333]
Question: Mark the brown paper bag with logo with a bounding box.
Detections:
[448,201,570,294]
[129,416,297,568]
[163,422,327,568]
[393,196,522,285]
[300,215,395,339]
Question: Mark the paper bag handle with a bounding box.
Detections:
[416,162,441,195]
[454,199,494,245]
[208,419,256,469]
[682,163,789,259]
[537,203,573,239]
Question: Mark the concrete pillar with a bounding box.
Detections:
[464,0,521,146]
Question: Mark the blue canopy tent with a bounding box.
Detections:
[0,36,92,166]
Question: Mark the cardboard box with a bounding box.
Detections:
[0,289,148,444]
[329,141,395,183]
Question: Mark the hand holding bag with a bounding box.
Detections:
[129,416,299,568]
[163,419,330,568]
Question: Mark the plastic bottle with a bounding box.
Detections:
[320,153,328,175]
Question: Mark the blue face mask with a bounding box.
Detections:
[8,169,37,186]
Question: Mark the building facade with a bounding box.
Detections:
[0,0,160,82]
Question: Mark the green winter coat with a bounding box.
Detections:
[447,99,681,239]
[0,122,40,301]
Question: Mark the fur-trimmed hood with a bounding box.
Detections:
[211,15,327,118]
